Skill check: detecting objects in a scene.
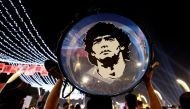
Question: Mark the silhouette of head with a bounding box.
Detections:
[4,88,27,108]
[75,103,81,109]
[63,102,69,109]
[125,93,137,109]
[179,92,190,109]
[87,95,112,109]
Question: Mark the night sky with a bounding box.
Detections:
[20,0,190,66]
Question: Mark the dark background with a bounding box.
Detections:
[21,0,190,66]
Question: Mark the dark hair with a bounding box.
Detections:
[0,88,27,109]
[179,92,190,109]
[87,96,112,109]
[63,102,69,108]
[83,22,130,65]
[5,88,27,102]
[75,103,81,109]
[125,93,137,109]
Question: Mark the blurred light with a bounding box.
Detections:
[81,104,85,109]
[177,79,190,92]
[136,62,142,67]
[82,76,89,84]
[137,94,147,103]
[143,104,149,109]
[76,62,80,67]
[140,94,148,103]
[116,102,120,105]
[68,89,84,100]
[37,87,41,96]
[74,62,81,72]
[137,94,142,101]
[154,90,163,100]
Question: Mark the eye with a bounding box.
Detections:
[105,37,115,41]
[93,38,102,44]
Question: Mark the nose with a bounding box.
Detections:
[100,39,109,48]
[101,45,108,48]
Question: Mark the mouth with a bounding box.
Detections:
[100,50,111,55]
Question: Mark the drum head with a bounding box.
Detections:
[58,13,151,96]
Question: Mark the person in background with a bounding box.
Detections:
[137,100,144,109]
[179,92,190,109]
[86,95,112,109]
[124,93,137,109]
[63,102,69,109]
[37,101,45,109]
[144,61,162,109]
[43,60,65,109]
[124,61,162,109]
[75,103,81,109]
[69,104,75,109]
[0,88,27,109]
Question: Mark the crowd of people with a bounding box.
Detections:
[0,60,190,109]
[0,56,189,109]
[40,60,190,109]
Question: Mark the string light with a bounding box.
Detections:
[0,0,48,62]
[0,43,34,63]
[43,76,52,85]
[20,74,30,83]
[18,0,57,60]
[0,21,46,63]
[0,0,58,91]
[0,53,24,64]
[32,74,45,85]
[34,74,45,85]
[48,76,56,85]
[20,74,33,84]
[0,33,43,64]
[8,0,57,61]
[45,76,54,85]
[0,9,47,61]
[50,75,56,84]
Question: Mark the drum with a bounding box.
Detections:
[57,13,151,96]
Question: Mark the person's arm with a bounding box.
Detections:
[144,62,162,109]
[43,60,65,109]
[44,79,63,109]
